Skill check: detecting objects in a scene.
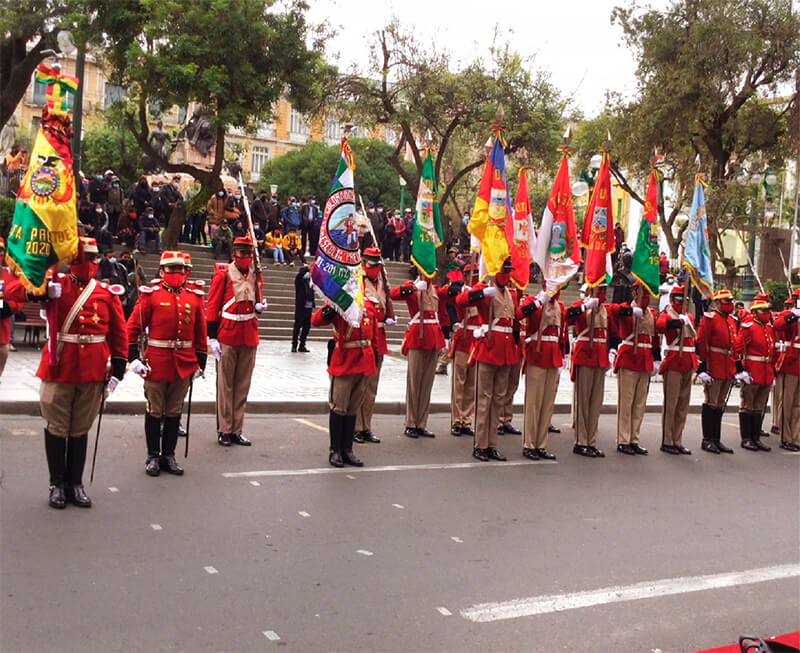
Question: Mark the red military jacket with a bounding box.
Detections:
[127,282,207,382]
[773,310,800,376]
[311,303,377,377]
[696,310,737,380]
[0,266,26,345]
[389,281,447,354]
[734,317,775,386]
[451,294,482,355]
[567,301,614,372]
[206,262,260,347]
[655,308,697,373]
[363,275,389,357]
[457,282,519,367]
[36,273,127,383]
[607,302,659,373]
[516,295,567,369]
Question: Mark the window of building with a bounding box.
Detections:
[104,83,125,110]
[289,107,309,139]
[324,117,339,143]
[250,145,270,181]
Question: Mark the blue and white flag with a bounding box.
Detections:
[683,174,713,298]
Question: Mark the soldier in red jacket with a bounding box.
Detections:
[734,297,776,452]
[354,247,395,444]
[0,237,27,378]
[655,284,697,455]
[516,284,565,460]
[206,235,265,447]
[36,237,128,509]
[773,289,800,450]
[498,285,524,437]
[450,265,480,437]
[390,266,449,438]
[127,251,207,476]
[311,299,377,467]
[695,288,737,454]
[566,282,613,458]
[607,280,660,456]
[457,257,519,462]
[770,294,794,436]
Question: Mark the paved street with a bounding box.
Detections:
[1,412,798,652]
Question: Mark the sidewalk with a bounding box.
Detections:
[1,341,722,415]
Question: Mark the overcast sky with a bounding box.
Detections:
[306,0,646,117]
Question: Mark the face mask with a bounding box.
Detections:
[96,175,102,180]
[293,202,299,208]
[235,256,252,270]
[719,302,734,315]
[364,266,381,280]
[70,261,98,282]
[463,215,469,222]
[95,208,102,213]
[235,195,241,200]
[495,272,510,287]
[271,199,277,204]
[670,297,683,313]
[310,200,315,205]
[113,183,119,188]
[109,257,117,264]
[755,310,771,323]
[638,294,650,309]
[217,192,225,198]
[162,271,185,287]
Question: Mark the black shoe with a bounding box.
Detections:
[472,447,488,462]
[48,485,66,509]
[218,432,232,447]
[159,455,184,475]
[66,485,92,508]
[298,346,310,353]
[501,424,522,435]
[329,451,344,467]
[660,444,679,455]
[675,445,692,455]
[522,448,539,460]
[631,443,649,455]
[741,439,759,451]
[404,427,419,439]
[486,447,506,461]
[779,442,799,452]
[229,433,251,446]
[573,444,593,457]
[342,450,364,467]
[362,431,381,443]
[760,430,770,438]
[617,444,636,455]
[145,454,161,476]
[417,428,435,438]
[451,424,463,437]
[588,446,605,458]
[536,448,557,460]
[716,441,734,454]
[770,425,781,435]
[753,439,771,452]
[461,426,474,437]
[701,440,721,454]
[353,431,366,444]
[548,424,561,434]
[291,345,297,353]
[177,423,187,437]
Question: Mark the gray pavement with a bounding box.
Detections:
[1,411,798,652]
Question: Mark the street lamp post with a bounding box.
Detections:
[399,175,406,214]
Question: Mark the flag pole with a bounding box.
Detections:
[589,131,612,349]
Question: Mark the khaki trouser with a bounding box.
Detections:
[450,350,475,427]
[704,378,733,409]
[216,344,257,435]
[144,376,192,418]
[500,360,521,426]
[771,375,784,431]
[662,369,692,447]
[574,365,605,446]
[523,365,558,449]
[405,348,437,429]
[779,373,799,445]
[40,380,104,437]
[617,368,650,445]
[740,382,770,414]
[356,355,383,432]
[0,343,8,378]
[474,361,510,449]
[329,373,368,416]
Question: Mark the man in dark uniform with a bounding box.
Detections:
[292,262,314,353]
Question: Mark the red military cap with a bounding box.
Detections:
[363,246,382,261]
[233,234,254,248]
[750,298,770,311]
[159,250,186,267]
[669,283,685,296]
[712,289,733,301]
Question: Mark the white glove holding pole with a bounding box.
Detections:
[793,307,800,318]
[608,348,617,368]
[413,280,428,291]
[651,360,660,377]
[254,301,267,313]
[483,286,498,298]
[106,376,121,393]
[385,317,397,326]
[697,371,712,385]
[679,314,691,325]
[208,338,222,361]
[129,359,148,376]
[192,368,203,381]
[632,307,644,319]
[47,281,62,299]
[535,290,549,307]
[584,297,599,311]
[735,371,752,385]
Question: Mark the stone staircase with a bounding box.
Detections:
[134,243,580,345]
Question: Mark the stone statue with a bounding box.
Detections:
[176,109,215,158]
[0,115,18,157]
[148,120,171,160]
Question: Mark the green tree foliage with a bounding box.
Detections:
[81,120,143,188]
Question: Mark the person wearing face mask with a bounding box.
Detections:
[206,235,265,448]
[36,237,128,509]
[733,297,777,452]
[292,260,315,353]
[105,175,124,235]
[772,289,800,451]
[88,169,108,206]
[300,195,319,256]
[281,196,301,235]
[267,193,281,233]
[566,282,612,458]
[206,188,227,239]
[655,284,697,455]
[0,237,28,378]
[459,213,471,252]
[251,189,269,232]
[449,265,481,438]
[606,280,660,456]
[136,205,161,253]
[127,251,207,476]
[695,289,738,454]
[457,257,520,462]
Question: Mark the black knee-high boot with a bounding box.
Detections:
[714,407,733,453]
[341,414,363,467]
[328,411,344,467]
[740,412,758,451]
[44,429,66,509]
[700,404,719,453]
[145,414,162,476]
[160,416,184,474]
[751,413,771,451]
[65,435,92,507]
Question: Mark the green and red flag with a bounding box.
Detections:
[630,167,661,296]
[580,151,615,287]
[410,149,443,279]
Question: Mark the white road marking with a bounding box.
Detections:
[346,474,356,479]
[356,549,373,556]
[223,459,552,478]
[10,428,36,436]
[392,504,405,509]
[460,563,800,623]
[150,524,162,531]
[262,630,280,641]
[204,566,219,575]
[436,607,452,616]
[249,480,261,486]
[450,536,464,543]
[298,511,310,518]
[293,418,328,433]
[108,487,119,493]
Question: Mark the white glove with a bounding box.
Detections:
[192,368,203,381]
[632,307,644,319]
[584,297,599,310]
[47,281,62,299]
[483,286,498,298]
[413,280,428,291]
[208,338,222,361]
[254,301,267,313]
[697,371,713,385]
[793,307,800,317]
[735,371,752,385]
[679,314,691,325]
[129,359,148,376]
[775,341,787,353]
[608,348,618,367]
[106,376,121,394]
[556,365,564,377]
[651,360,660,376]
[385,317,397,326]
[536,290,549,306]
